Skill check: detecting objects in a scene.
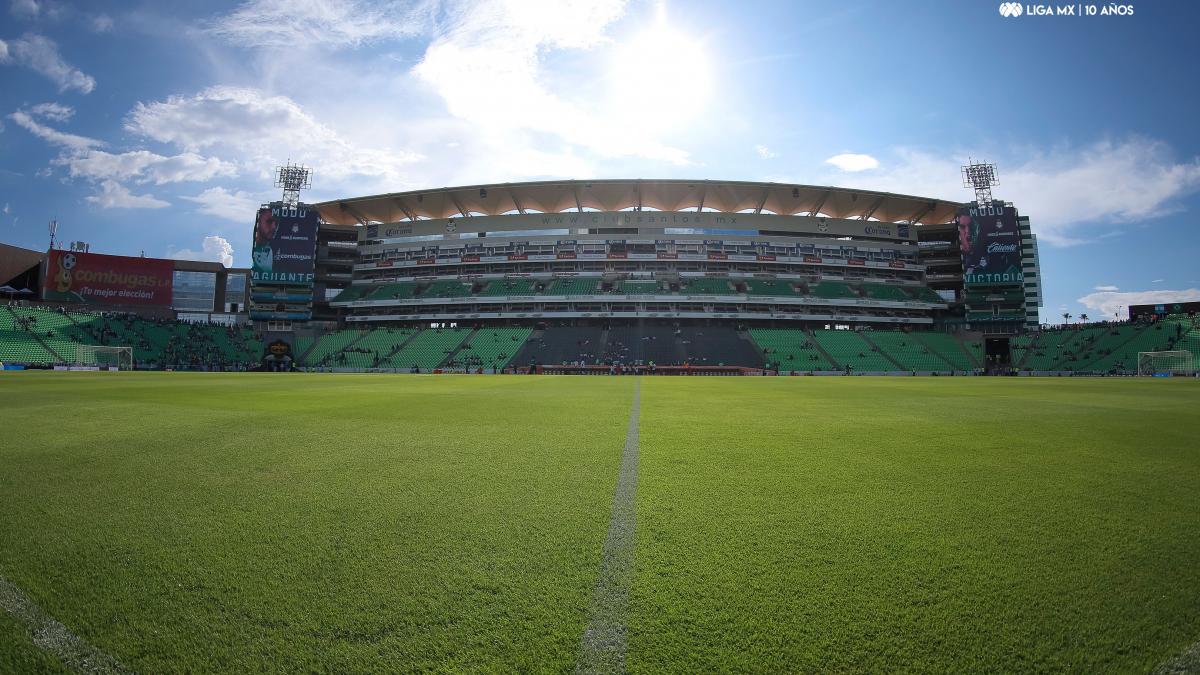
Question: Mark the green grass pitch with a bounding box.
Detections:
[1,372,1198,672]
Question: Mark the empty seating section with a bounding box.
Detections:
[364,283,417,301]
[749,329,835,370]
[810,281,858,299]
[679,326,764,367]
[332,286,371,302]
[617,280,660,295]
[444,327,532,370]
[422,280,471,298]
[604,325,684,364]
[338,328,417,368]
[547,278,599,296]
[866,331,952,371]
[1172,319,1200,369]
[682,278,736,295]
[301,330,367,366]
[481,278,537,296]
[810,330,895,372]
[385,328,471,370]
[918,332,976,370]
[861,284,911,302]
[743,279,800,297]
[513,326,605,365]
[1085,323,1176,372]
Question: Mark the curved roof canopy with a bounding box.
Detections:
[313,179,961,227]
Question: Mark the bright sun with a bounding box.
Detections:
[608,21,713,131]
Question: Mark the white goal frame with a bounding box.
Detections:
[1137,350,1195,376]
[76,345,133,371]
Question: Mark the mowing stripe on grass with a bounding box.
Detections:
[575,378,640,675]
[1154,638,1200,674]
[0,576,127,674]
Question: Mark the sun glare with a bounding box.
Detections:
[608,21,713,130]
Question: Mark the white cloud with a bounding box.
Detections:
[411,0,689,165]
[1093,285,1119,292]
[168,235,234,267]
[755,144,777,159]
[125,86,420,185]
[0,39,9,62]
[181,187,268,223]
[825,153,880,172]
[8,110,103,151]
[90,13,113,32]
[1152,279,1164,283]
[825,139,1200,246]
[62,150,237,185]
[27,101,73,122]
[2,203,9,214]
[1,33,95,93]
[1077,288,1200,319]
[10,0,39,18]
[86,180,169,209]
[208,0,431,48]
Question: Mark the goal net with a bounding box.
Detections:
[1137,350,1195,376]
[76,345,133,371]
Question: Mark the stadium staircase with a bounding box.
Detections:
[859,329,902,369]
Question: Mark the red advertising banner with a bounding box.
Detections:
[375,260,393,268]
[707,252,728,260]
[44,250,173,306]
[461,254,480,263]
[803,255,822,264]
[657,252,677,259]
[889,261,906,269]
[417,257,435,265]
[556,252,577,259]
[508,253,528,261]
[848,259,866,266]
[608,252,628,259]
[757,254,776,261]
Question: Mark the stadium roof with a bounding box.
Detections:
[313,179,962,227]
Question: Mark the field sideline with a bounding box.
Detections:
[1,372,1199,672]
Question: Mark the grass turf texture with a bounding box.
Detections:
[0,373,1196,672]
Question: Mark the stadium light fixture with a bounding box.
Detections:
[274,161,313,207]
[961,159,999,205]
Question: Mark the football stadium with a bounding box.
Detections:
[2,175,1200,673]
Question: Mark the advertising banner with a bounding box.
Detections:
[251,202,319,286]
[957,202,1023,286]
[43,250,173,306]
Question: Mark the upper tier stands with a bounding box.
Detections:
[547,278,599,296]
[861,283,911,302]
[743,279,801,297]
[809,281,858,299]
[481,279,537,297]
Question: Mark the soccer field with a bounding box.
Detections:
[1,373,1198,673]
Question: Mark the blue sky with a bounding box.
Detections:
[1,0,1198,322]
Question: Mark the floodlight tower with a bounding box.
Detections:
[274,161,313,207]
[961,159,998,205]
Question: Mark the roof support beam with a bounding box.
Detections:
[574,185,582,212]
[860,196,885,220]
[339,202,370,226]
[450,194,470,218]
[809,190,831,217]
[754,187,770,214]
[510,191,526,215]
[696,184,706,212]
[908,202,935,224]
[391,197,416,221]
[635,181,642,212]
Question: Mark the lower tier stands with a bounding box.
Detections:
[443,327,533,371]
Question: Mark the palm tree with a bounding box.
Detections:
[1062,312,1072,325]
[1080,313,1089,323]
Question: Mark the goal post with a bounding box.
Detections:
[76,345,133,371]
[1137,350,1195,377]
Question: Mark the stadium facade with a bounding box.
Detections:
[304,179,1040,332]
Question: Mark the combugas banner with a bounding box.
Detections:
[957,202,1023,286]
[43,249,174,306]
